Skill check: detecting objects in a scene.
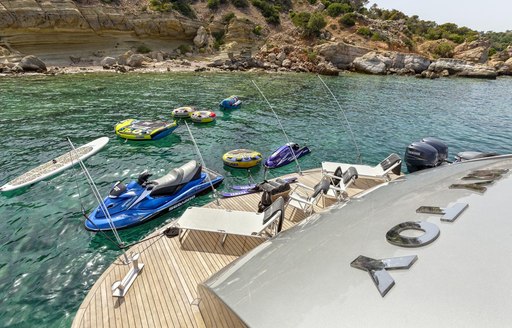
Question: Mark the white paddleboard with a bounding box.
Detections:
[0,137,109,192]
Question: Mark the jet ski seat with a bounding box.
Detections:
[149,160,202,197]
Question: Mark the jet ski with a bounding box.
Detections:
[85,160,223,231]
[264,142,311,169]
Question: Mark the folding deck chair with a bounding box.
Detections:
[322,153,402,181]
[286,178,330,216]
[175,197,285,245]
[322,166,359,201]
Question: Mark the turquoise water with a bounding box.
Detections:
[0,72,511,327]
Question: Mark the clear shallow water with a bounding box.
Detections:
[0,72,511,327]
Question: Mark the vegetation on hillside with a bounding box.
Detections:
[290,12,327,36]
[482,31,512,55]
[149,0,196,18]
[142,0,511,55]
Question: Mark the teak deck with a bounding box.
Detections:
[72,168,389,328]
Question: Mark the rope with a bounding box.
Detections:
[251,80,303,175]
[247,169,256,184]
[183,121,220,205]
[68,150,126,249]
[317,75,362,164]
[67,138,124,246]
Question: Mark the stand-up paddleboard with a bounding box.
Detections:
[0,137,109,192]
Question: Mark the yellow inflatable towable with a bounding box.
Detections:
[191,110,216,123]
[222,149,262,168]
[115,119,178,141]
[172,106,196,118]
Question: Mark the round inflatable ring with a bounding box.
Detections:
[222,149,262,168]
[172,106,196,118]
[191,110,216,123]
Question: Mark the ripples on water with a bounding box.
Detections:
[0,72,511,327]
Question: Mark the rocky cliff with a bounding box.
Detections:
[0,0,202,64]
[0,0,510,79]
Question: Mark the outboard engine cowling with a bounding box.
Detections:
[421,137,448,164]
[404,141,439,173]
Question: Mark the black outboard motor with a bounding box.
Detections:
[421,137,448,164]
[404,141,440,173]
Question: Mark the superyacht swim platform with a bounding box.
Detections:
[72,168,389,328]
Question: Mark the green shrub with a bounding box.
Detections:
[212,30,225,41]
[370,32,387,41]
[178,44,192,54]
[290,11,310,29]
[253,25,263,35]
[326,3,351,17]
[175,1,196,18]
[252,0,281,24]
[356,26,372,37]
[446,33,464,44]
[136,44,151,54]
[403,37,414,50]
[307,0,317,4]
[222,12,236,23]
[306,12,326,36]
[339,12,356,27]
[488,47,497,57]
[307,50,317,61]
[231,0,249,8]
[291,11,325,36]
[208,0,220,9]
[433,42,454,58]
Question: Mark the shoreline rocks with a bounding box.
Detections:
[1,41,509,80]
[427,58,497,79]
[352,51,430,75]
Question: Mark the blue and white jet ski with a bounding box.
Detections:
[264,142,311,169]
[85,160,223,231]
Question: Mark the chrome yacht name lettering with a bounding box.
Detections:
[350,255,418,297]
[386,221,440,247]
[416,203,468,222]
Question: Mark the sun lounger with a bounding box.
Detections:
[175,197,285,245]
[322,153,401,180]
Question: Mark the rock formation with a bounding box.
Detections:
[453,40,490,63]
[352,51,430,75]
[19,55,46,72]
[193,26,209,48]
[314,42,371,69]
[427,58,497,79]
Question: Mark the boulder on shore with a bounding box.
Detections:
[353,52,389,74]
[126,54,150,68]
[352,51,430,75]
[100,56,117,68]
[314,42,371,69]
[193,26,209,48]
[453,40,490,63]
[316,61,339,76]
[19,55,47,72]
[428,58,497,79]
